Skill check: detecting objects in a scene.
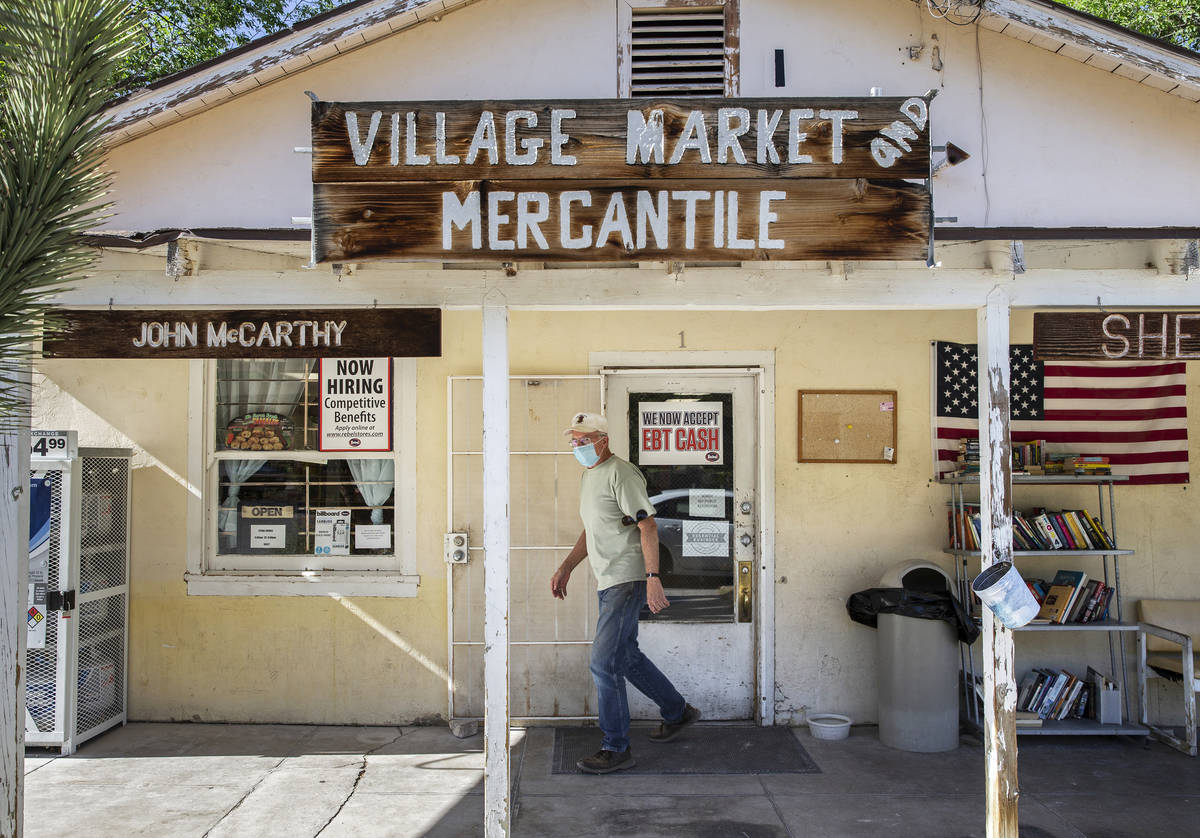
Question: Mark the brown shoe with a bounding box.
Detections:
[649,704,702,743]
[577,747,636,774]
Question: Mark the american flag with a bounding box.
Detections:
[933,341,1188,485]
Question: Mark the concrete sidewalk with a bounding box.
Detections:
[23,722,1200,837]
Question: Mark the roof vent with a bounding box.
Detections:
[630,7,726,97]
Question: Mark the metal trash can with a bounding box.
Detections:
[876,561,960,753]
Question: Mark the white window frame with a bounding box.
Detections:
[617,0,741,98]
[185,358,419,596]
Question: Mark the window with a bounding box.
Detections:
[186,358,417,596]
[619,2,738,98]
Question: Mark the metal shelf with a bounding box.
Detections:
[1016,718,1149,736]
[945,548,1132,558]
[948,473,1137,733]
[1015,621,1139,632]
[939,474,1129,485]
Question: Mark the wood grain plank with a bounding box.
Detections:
[312,97,932,182]
[41,308,441,359]
[1034,311,1200,360]
[313,178,931,263]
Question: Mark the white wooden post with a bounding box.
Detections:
[0,365,30,838]
[977,289,1019,838]
[481,298,511,837]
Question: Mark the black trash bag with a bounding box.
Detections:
[846,587,980,644]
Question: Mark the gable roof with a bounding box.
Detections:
[981,0,1200,102]
[102,0,477,145]
[100,0,1200,146]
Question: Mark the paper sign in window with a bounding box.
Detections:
[251,525,286,549]
[688,489,726,518]
[638,401,724,466]
[314,508,351,556]
[355,524,392,550]
[682,520,730,557]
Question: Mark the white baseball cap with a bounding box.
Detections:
[563,411,609,437]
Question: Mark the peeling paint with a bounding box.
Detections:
[105,0,480,140]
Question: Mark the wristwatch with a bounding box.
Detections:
[646,572,661,579]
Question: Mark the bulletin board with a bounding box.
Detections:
[798,390,897,464]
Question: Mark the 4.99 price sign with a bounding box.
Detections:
[30,430,77,459]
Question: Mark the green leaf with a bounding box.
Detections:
[1056,0,1200,52]
[0,1,138,420]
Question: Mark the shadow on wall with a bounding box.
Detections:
[33,362,192,492]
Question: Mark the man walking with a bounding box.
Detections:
[551,411,701,774]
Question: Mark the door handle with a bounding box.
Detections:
[737,561,753,623]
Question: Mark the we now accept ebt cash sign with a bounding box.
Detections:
[638,402,723,466]
[319,357,393,451]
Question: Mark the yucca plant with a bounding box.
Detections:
[0,0,137,421]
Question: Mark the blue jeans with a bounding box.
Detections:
[590,581,687,752]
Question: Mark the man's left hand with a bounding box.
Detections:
[646,577,670,613]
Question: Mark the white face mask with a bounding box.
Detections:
[573,442,600,468]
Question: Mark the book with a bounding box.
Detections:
[1049,569,1086,589]
[1016,710,1043,728]
[1012,522,1034,551]
[1071,510,1104,550]
[1014,513,1047,550]
[1067,580,1100,623]
[1080,510,1115,550]
[1037,585,1076,622]
[1037,671,1070,718]
[1022,667,1051,705]
[1033,514,1063,549]
[1049,570,1088,622]
[1074,682,1091,719]
[1027,578,1048,601]
[1025,515,1052,550]
[1025,668,1057,711]
[1054,677,1083,720]
[1080,581,1107,623]
[1070,509,1099,547]
[1051,513,1077,549]
[1016,670,1042,709]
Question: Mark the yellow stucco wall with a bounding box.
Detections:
[32,307,1200,725]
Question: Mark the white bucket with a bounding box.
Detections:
[971,561,1039,629]
[807,713,852,740]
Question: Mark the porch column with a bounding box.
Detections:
[977,288,1018,837]
[0,364,30,838]
[481,298,511,837]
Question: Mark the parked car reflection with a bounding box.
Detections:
[650,489,734,587]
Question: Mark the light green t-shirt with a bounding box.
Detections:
[579,455,657,591]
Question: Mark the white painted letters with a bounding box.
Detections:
[550,109,576,165]
[345,110,382,166]
[1101,314,1131,358]
[627,110,665,165]
[442,191,482,249]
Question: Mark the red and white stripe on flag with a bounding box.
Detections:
[933,342,1188,485]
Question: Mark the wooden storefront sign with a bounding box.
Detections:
[41,308,441,359]
[312,97,933,264]
[1034,311,1200,361]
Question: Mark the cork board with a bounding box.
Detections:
[798,390,897,463]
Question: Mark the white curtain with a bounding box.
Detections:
[218,359,312,428]
[218,360,312,546]
[348,459,395,524]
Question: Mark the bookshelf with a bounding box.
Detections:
[941,473,1150,737]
